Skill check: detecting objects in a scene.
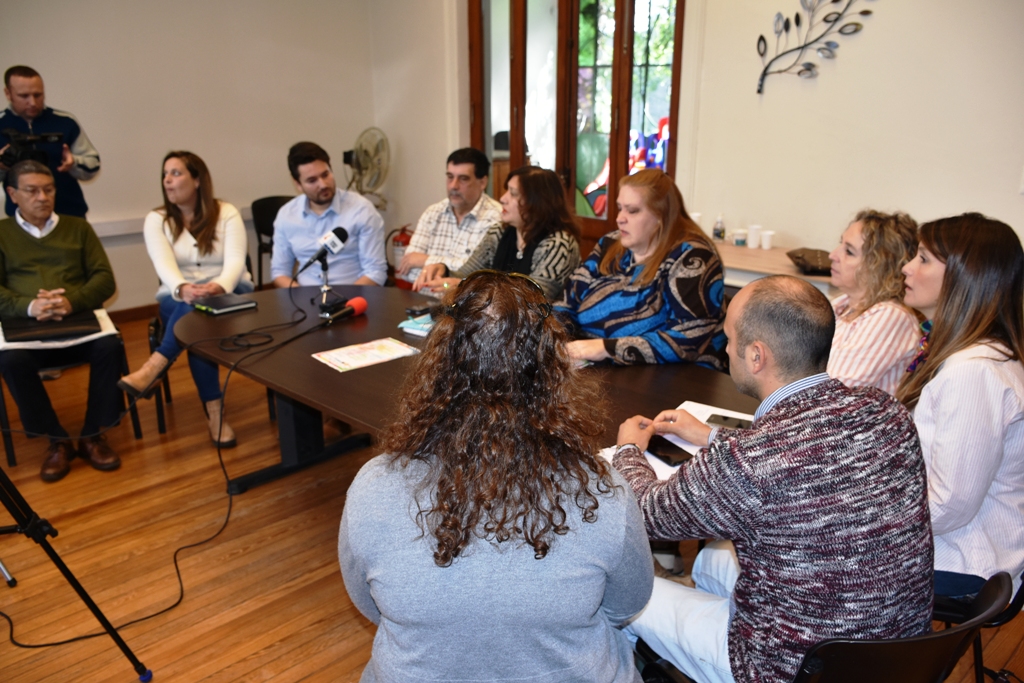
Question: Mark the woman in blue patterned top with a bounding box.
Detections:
[556,169,727,368]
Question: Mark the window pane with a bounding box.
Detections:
[576,0,616,218]
[483,0,511,196]
[629,0,676,174]
[525,0,559,170]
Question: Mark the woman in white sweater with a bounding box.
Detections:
[826,209,920,394]
[898,212,1024,598]
[119,151,253,447]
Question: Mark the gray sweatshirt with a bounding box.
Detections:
[339,454,652,682]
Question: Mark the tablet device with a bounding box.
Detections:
[193,293,257,316]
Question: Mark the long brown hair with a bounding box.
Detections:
[897,213,1024,409]
[848,209,919,318]
[381,271,612,567]
[159,151,221,256]
[507,166,580,247]
[600,169,712,286]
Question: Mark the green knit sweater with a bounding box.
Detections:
[0,215,116,319]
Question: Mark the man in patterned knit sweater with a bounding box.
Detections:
[615,275,933,683]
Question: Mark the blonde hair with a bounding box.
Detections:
[847,209,919,318]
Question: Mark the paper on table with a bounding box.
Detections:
[312,337,419,373]
[0,309,118,351]
[600,401,755,480]
[663,401,756,456]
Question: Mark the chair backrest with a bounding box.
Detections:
[993,573,1024,628]
[250,195,293,241]
[793,572,1013,683]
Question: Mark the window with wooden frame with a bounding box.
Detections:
[469,0,685,253]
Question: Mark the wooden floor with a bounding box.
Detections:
[0,318,1020,682]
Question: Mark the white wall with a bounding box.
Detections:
[675,0,1024,250]
[1,0,466,310]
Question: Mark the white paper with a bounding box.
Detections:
[0,309,118,351]
[602,401,755,480]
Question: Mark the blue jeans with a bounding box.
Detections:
[934,571,987,599]
[156,281,254,403]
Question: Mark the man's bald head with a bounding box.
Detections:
[731,276,836,383]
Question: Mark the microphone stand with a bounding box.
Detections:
[0,465,152,681]
[317,255,347,318]
[315,252,331,319]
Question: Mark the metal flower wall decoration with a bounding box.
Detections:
[757,0,875,94]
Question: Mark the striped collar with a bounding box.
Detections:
[754,373,831,422]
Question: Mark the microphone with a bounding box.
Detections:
[325,296,367,324]
[297,227,349,275]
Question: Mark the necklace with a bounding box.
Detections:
[905,320,933,374]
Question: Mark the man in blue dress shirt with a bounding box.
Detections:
[271,142,386,288]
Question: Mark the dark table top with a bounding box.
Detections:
[175,286,758,442]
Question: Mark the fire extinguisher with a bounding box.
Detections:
[387,224,413,289]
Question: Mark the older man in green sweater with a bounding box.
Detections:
[0,160,122,481]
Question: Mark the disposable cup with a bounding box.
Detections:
[760,230,775,250]
[747,224,762,249]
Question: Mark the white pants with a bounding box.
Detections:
[625,541,740,683]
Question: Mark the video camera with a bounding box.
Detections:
[1,129,64,168]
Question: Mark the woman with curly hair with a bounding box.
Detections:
[339,271,653,682]
[415,166,581,300]
[826,209,920,394]
[897,213,1024,598]
[555,169,727,368]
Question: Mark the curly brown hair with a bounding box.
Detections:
[847,209,919,318]
[380,271,613,567]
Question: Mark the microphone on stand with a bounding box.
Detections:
[324,296,368,325]
[297,227,349,276]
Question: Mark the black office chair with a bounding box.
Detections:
[0,332,144,467]
[634,573,1013,683]
[635,637,695,683]
[934,572,1024,683]
[250,195,292,289]
[792,572,1012,683]
[145,316,172,435]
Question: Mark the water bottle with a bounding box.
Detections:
[712,214,726,242]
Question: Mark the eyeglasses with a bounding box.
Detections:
[445,269,552,320]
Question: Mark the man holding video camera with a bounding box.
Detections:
[1,65,100,218]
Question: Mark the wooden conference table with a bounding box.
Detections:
[175,286,758,493]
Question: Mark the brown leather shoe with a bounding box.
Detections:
[40,441,75,482]
[77,435,121,471]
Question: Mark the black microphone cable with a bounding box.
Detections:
[0,290,347,651]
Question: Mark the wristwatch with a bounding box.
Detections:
[174,283,185,300]
[615,443,639,455]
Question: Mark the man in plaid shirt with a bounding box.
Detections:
[398,148,501,286]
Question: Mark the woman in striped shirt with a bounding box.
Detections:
[898,213,1024,598]
[827,210,920,394]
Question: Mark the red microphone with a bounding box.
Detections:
[325,296,367,324]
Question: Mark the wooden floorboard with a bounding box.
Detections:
[0,318,1020,681]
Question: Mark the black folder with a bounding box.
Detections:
[1,310,102,342]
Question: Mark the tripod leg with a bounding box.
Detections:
[35,537,152,681]
[0,556,15,587]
